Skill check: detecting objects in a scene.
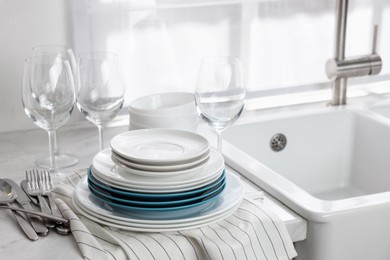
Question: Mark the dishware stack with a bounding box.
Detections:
[129,92,199,132]
[72,129,244,232]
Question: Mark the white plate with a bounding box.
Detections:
[111,150,210,174]
[73,171,243,226]
[91,169,224,193]
[110,129,209,165]
[111,154,208,178]
[92,148,224,187]
[73,197,240,232]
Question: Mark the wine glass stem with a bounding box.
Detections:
[97,125,104,151]
[216,131,222,152]
[53,130,59,155]
[47,130,56,171]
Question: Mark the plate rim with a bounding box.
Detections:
[73,170,244,224]
[87,168,226,199]
[72,197,241,232]
[110,129,210,165]
[88,178,226,208]
[111,149,210,174]
[91,168,225,193]
[92,148,225,187]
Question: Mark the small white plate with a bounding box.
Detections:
[111,150,210,174]
[110,129,209,165]
[73,171,243,227]
[92,148,224,187]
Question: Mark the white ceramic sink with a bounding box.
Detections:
[221,106,390,260]
[225,108,390,201]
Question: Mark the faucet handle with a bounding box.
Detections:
[326,24,382,80]
[370,24,382,75]
[372,25,379,54]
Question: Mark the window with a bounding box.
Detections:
[71,0,390,105]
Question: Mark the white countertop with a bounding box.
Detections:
[0,122,306,259]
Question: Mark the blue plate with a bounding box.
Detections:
[89,181,226,212]
[87,166,225,202]
[88,176,226,208]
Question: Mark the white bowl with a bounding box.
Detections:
[128,92,199,131]
[129,113,199,132]
[130,108,198,125]
[129,92,197,117]
[129,121,199,132]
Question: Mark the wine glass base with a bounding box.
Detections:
[36,153,79,169]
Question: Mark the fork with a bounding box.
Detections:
[25,170,55,228]
[37,170,63,223]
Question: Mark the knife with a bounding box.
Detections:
[8,205,39,241]
[4,179,49,236]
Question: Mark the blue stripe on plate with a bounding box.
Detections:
[88,181,226,212]
[88,176,226,208]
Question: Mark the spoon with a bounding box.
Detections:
[0,179,38,241]
[0,180,68,223]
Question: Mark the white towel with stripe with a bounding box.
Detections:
[53,171,297,260]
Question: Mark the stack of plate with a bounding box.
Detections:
[72,129,244,232]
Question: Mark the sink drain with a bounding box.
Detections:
[270,133,287,152]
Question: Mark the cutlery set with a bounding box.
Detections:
[0,170,69,241]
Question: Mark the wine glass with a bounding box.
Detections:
[32,45,79,168]
[195,56,245,152]
[22,55,76,175]
[77,52,125,151]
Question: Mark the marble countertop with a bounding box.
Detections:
[0,122,306,259]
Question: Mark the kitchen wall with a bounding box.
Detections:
[0,0,73,132]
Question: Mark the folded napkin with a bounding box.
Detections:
[52,170,297,260]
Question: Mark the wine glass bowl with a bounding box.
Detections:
[32,45,77,73]
[77,52,125,151]
[195,89,245,132]
[22,55,76,174]
[195,56,245,151]
[77,94,124,124]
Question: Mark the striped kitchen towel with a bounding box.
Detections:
[53,170,297,260]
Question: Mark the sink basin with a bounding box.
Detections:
[368,101,390,119]
[225,108,390,200]
[222,106,390,260]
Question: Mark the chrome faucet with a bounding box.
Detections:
[325,0,382,106]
